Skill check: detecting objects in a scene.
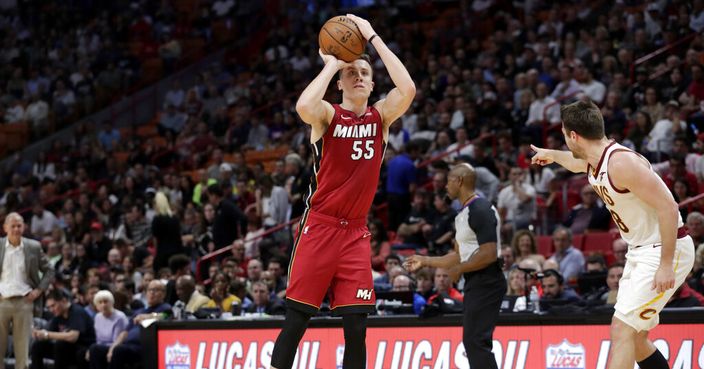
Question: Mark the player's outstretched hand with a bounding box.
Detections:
[403,255,425,272]
[530,144,554,166]
[652,266,675,293]
[319,49,348,70]
[346,14,376,40]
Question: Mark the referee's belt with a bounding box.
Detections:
[631,226,688,249]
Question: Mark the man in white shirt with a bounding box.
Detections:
[30,203,58,238]
[0,213,55,369]
[551,65,582,100]
[577,68,606,105]
[527,82,560,126]
[647,101,686,156]
[497,167,536,234]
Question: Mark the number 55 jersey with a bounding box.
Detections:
[307,104,386,220]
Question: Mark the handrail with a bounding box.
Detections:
[678,192,704,209]
[629,32,697,83]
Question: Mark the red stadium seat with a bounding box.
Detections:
[582,232,619,254]
[537,235,553,257]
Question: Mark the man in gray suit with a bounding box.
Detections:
[0,212,54,369]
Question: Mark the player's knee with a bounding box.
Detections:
[610,317,636,343]
[342,314,367,340]
[285,308,313,330]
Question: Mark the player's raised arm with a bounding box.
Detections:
[295,50,345,129]
[609,152,679,293]
[346,14,416,127]
[531,144,587,173]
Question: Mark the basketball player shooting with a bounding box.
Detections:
[269,14,415,369]
[531,100,694,369]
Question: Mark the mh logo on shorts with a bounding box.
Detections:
[356,289,373,300]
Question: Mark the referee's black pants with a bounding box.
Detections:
[462,262,506,369]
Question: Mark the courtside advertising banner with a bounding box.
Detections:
[159,324,704,369]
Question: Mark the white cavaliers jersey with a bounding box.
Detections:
[587,141,683,246]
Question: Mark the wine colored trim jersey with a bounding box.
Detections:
[307,104,387,219]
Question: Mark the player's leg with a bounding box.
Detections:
[329,225,375,369]
[272,217,338,369]
[634,330,669,369]
[270,308,314,369]
[341,313,367,369]
[608,316,638,369]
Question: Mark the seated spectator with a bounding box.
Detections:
[373,254,403,291]
[563,185,611,234]
[265,257,288,299]
[577,255,608,301]
[244,281,285,315]
[391,274,426,315]
[506,267,526,297]
[369,218,391,272]
[612,238,628,266]
[510,229,545,265]
[396,189,433,250]
[415,267,435,301]
[603,264,624,305]
[107,280,171,368]
[205,272,241,313]
[647,101,685,159]
[427,267,463,303]
[425,190,456,255]
[31,290,96,369]
[547,227,585,283]
[175,275,210,314]
[87,290,129,369]
[500,245,515,278]
[159,104,188,135]
[540,269,581,305]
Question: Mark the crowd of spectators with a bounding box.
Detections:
[0,0,260,140]
[3,0,704,366]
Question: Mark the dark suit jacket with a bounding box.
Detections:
[0,237,55,316]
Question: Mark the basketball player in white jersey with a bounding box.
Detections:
[531,100,695,369]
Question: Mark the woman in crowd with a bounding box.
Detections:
[87,290,129,369]
[510,229,545,264]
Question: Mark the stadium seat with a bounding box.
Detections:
[582,232,619,253]
[537,235,553,257]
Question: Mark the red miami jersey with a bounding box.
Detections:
[306,104,386,220]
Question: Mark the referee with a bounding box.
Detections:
[405,163,506,369]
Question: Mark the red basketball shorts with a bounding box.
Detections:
[286,210,375,316]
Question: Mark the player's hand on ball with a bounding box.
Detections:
[530,144,554,166]
[652,266,675,293]
[345,14,375,40]
[403,255,425,272]
[319,49,348,70]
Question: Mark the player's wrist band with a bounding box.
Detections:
[369,34,378,43]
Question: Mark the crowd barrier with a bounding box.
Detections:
[143,308,704,369]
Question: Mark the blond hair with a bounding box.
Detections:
[154,192,173,217]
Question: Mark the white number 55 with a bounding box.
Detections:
[351,140,374,160]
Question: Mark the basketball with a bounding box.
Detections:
[319,16,367,63]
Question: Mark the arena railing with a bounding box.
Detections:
[629,32,697,83]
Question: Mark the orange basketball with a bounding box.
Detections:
[319,16,367,63]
